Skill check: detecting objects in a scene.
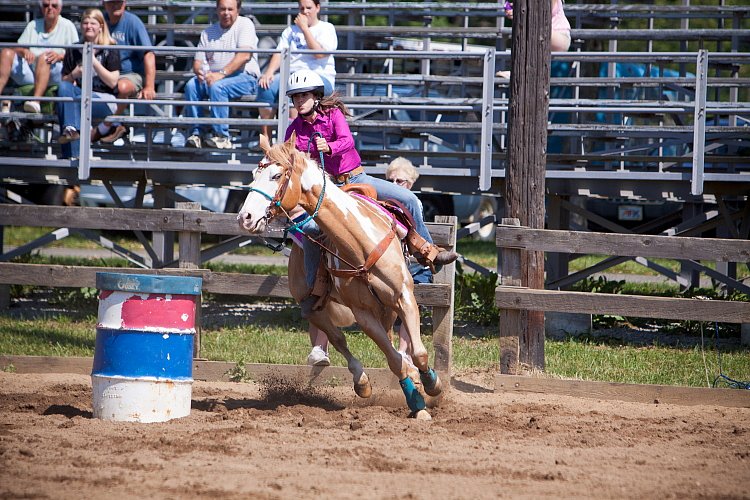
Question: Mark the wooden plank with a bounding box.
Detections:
[1,355,93,375]
[496,225,750,262]
[0,263,451,306]
[495,374,750,408]
[0,205,187,232]
[0,263,293,297]
[0,206,453,247]
[0,355,410,392]
[192,361,402,390]
[495,286,750,323]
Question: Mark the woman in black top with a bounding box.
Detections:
[56,8,120,158]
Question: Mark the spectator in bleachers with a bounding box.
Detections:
[184,0,260,149]
[94,0,156,144]
[497,0,571,78]
[55,8,120,159]
[0,0,78,114]
[256,0,337,140]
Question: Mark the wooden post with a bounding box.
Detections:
[498,218,522,374]
[432,216,456,376]
[505,0,550,370]
[0,225,8,310]
[176,202,203,358]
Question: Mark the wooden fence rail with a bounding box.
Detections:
[0,205,457,373]
[495,219,750,374]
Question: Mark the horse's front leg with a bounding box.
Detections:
[354,309,431,420]
[398,295,443,398]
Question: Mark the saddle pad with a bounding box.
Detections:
[350,193,408,238]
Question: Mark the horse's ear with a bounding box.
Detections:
[286,131,297,150]
[259,134,271,154]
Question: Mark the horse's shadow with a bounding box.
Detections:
[192,391,345,413]
[43,404,93,419]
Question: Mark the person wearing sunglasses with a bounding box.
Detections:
[0,0,78,114]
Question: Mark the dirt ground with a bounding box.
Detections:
[1,370,748,499]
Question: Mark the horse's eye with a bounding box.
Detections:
[272,173,282,181]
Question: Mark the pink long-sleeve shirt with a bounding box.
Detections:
[284,107,362,177]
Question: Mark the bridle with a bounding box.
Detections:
[249,140,397,300]
[248,158,294,222]
[248,146,327,238]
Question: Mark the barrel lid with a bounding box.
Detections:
[96,273,202,295]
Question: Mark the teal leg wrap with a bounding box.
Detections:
[420,368,438,393]
[399,376,425,412]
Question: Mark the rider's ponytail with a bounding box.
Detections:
[318,92,351,117]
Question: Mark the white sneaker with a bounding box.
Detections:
[307,346,330,367]
[23,100,41,113]
[205,135,233,149]
[185,134,201,148]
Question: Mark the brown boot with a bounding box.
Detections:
[406,230,458,267]
[434,247,459,265]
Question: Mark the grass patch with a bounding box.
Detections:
[2,305,748,389]
[0,316,97,357]
[546,338,750,388]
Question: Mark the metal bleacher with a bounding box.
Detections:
[0,0,748,222]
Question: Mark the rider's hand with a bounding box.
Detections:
[315,136,330,153]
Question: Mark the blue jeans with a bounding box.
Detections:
[257,73,333,105]
[56,81,117,159]
[183,71,258,138]
[348,172,433,244]
[299,171,433,290]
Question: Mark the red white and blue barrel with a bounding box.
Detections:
[92,272,202,423]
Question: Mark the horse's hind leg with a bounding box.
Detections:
[308,309,371,399]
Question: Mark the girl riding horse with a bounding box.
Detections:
[282,69,458,318]
[237,135,443,419]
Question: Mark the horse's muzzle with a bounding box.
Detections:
[236,211,266,233]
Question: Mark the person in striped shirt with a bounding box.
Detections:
[184,0,260,149]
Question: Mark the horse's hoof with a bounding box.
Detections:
[420,369,443,397]
[409,410,432,421]
[354,372,372,399]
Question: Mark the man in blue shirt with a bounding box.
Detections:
[94,0,155,143]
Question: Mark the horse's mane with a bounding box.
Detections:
[264,139,319,177]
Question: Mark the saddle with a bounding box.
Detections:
[340,183,377,200]
[341,183,413,238]
[306,183,438,312]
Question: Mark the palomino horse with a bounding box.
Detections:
[237,134,442,419]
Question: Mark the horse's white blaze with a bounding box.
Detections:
[238,162,284,232]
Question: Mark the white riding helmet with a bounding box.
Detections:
[286,69,325,97]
